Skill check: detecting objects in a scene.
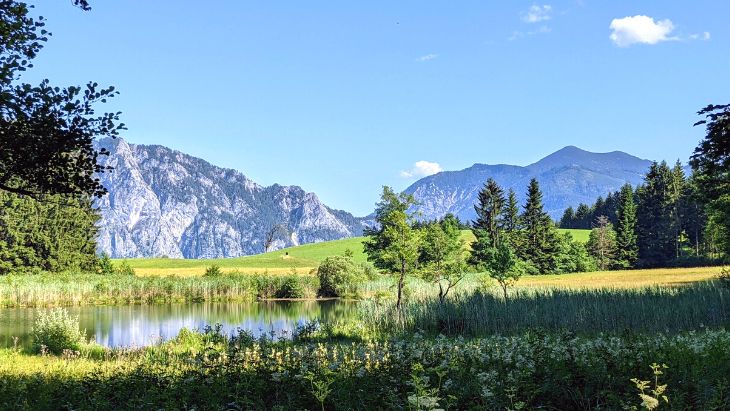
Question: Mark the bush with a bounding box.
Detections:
[98,252,114,275]
[719,266,730,289]
[317,255,367,298]
[116,260,135,276]
[204,265,223,277]
[275,276,305,298]
[360,261,379,280]
[32,308,86,355]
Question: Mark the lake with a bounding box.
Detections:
[0,301,356,349]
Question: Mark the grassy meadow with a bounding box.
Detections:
[2,232,728,409]
[124,229,589,277]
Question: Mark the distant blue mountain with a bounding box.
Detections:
[404,146,654,221]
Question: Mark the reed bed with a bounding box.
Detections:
[0,272,320,308]
[362,282,729,336]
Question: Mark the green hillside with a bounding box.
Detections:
[125,229,590,276]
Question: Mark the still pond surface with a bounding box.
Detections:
[0,301,355,348]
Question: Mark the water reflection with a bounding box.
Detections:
[0,301,356,348]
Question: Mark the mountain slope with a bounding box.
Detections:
[94,138,363,259]
[404,146,653,221]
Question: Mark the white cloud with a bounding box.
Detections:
[609,15,676,47]
[416,54,438,62]
[523,4,552,23]
[400,161,443,178]
[689,31,711,41]
[508,25,551,41]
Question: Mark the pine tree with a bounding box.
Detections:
[670,160,687,258]
[520,178,559,273]
[0,192,99,274]
[575,203,592,229]
[637,161,678,267]
[470,178,505,267]
[615,183,638,268]
[560,206,575,229]
[690,104,730,257]
[503,189,520,233]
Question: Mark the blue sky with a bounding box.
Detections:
[27,1,729,216]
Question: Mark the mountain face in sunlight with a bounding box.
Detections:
[94,138,363,258]
[404,146,653,221]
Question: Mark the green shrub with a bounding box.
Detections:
[360,261,379,280]
[719,266,730,289]
[116,260,135,276]
[32,308,86,354]
[317,255,367,298]
[204,265,223,277]
[98,252,114,275]
[275,276,305,298]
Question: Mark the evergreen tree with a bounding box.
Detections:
[519,178,559,273]
[636,162,678,267]
[470,178,505,266]
[0,192,99,274]
[503,189,520,234]
[575,203,592,229]
[680,175,707,256]
[670,160,687,258]
[560,206,576,229]
[691,103,730,257]
[614,183,639,268]
[603,191,620,225]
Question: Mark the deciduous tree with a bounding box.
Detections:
[363,186,421,309]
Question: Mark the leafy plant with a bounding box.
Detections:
[631,363,669,410]
[98,252,114,275]
[32,308,86,355]
[204,265,223,277]
[116,260,135,276]
[316,255,366,298]
[719,266,730,289]
[275,276,306,298]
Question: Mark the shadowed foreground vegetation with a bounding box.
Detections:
[1,327,728,410]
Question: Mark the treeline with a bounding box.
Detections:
[0,192,100,274]
[469,178,594,275]
[560,160,721,268]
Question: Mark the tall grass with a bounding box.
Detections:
[362,282,729,336]
[1,327,728,409]
[0,272,319,308]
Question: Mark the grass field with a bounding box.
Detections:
[125,229,590,277]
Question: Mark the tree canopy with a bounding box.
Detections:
[0,0,124,198]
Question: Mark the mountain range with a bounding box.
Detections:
[94,138,363,259]
[94,140,655,258]
[403,145,653,222]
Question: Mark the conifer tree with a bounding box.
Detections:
[560,206,576,229]
[614,183,638,268]
[470,178,505,266]
[503,189,520,234]
[637,162,678,266]
[520,178,559,273]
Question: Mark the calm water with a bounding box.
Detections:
[0,301,356,348]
